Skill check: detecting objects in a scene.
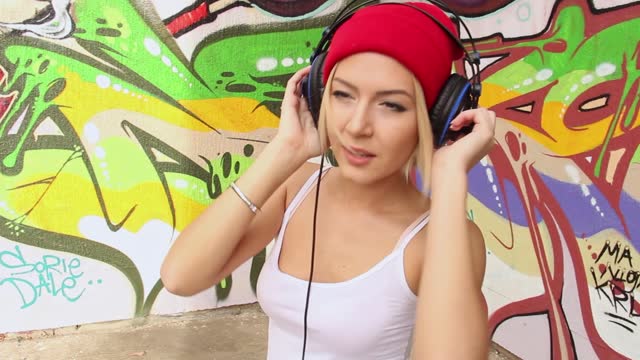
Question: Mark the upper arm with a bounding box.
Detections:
[408,219,489,360]
[212,182,286,284]
[467,219,488,317]
[406,220,486,296]
[467,220,486,289]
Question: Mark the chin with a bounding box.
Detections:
[330,144,410,186]
[336,166,377,185]
[332,155,394,186]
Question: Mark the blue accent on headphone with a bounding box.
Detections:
[437,82,471,146]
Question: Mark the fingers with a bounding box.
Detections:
[298,95,312,119]
[280,66,311,111]
[449,108,496,134]
[298,95,316,128]
[286,66,311,96]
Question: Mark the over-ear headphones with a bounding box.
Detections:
[301,0,482,147]
[298,3,482,359]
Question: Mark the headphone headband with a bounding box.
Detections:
[312,0,481,104]
[301,0,484,149]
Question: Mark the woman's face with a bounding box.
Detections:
[326,52,420,185]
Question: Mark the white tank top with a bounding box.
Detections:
[256,168,430,360]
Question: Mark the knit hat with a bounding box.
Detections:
[322,2,464,109]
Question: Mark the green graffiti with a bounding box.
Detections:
[0,46,63,168]
[485,6,639,105]
[0,0,338,315]
[480,4,640,178]
[0,39,199,171]
[192,27,323,114]
[72,0,210,100]
[632,145,640,164]
[216,274,232,302]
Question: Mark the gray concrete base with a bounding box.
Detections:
[1,303,519,360]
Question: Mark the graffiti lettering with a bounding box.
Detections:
[593,271,640,315]
[595,241,634,268]
[590,240,640,331]
[0,245,86,308]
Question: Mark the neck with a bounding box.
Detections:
[326,168,425,213]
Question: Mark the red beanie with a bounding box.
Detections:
[322,2,464,109]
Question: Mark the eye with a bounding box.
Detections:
[381,101,407,112]
[332,90,351,99]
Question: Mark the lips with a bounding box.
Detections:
[341,145,376,167]
[345,145,375,158]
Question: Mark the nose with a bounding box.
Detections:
[344,101,373,137]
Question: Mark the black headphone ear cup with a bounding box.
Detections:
[301,52,327,128]
[429,74,472,146]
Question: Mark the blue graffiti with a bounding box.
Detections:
[0,245,87,308]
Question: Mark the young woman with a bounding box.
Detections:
[161,2,496,359]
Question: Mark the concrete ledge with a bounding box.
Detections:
[1,303,520,359]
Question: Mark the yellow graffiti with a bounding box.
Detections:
[468,196,550,277]
[480,83,639,156]
[56,68,281,133]
[3,151,208,237]
[181,97,280,132]
[55,69,212,132]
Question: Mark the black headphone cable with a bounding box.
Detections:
[301,154,325,360]
[299,3,480,358]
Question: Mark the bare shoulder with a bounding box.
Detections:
[284,160,325,206]
[405,219,486,294]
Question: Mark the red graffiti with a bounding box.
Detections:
[0,65,16,122]
[471,0,640,358]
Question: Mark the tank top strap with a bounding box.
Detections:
[271,164,331,256]
[394,211,430,251]
[282,164,332,221]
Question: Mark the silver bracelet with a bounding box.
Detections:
[230,182,260,214]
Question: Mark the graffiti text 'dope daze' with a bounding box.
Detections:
[0,245,85,309]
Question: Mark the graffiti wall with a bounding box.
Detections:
[463,0,640,359]
[0,0,344,333]
[0,0,638,359]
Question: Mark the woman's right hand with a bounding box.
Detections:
[273,66,322,161]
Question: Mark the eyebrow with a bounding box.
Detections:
[333,77,414,99]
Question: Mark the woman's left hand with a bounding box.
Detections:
[432,108,496,174]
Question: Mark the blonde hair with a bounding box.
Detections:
[409,76,434,194]
[317,67,435,193]
[317,66,336,154]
